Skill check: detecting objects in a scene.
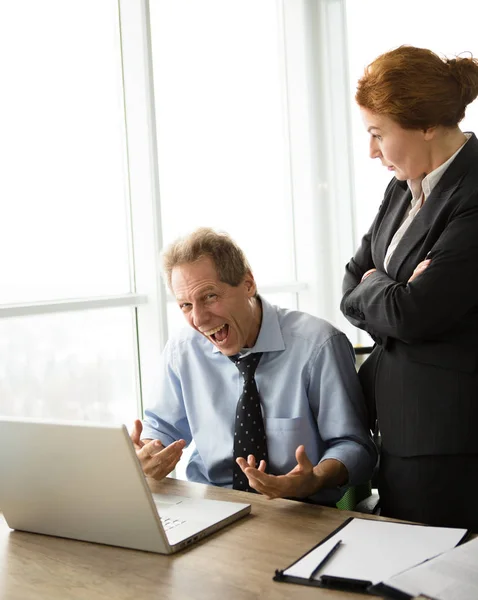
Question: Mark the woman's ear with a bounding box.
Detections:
[423,126,437,141]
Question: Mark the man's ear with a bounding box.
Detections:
[244,272,257,297]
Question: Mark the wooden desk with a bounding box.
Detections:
[0,478,387,600]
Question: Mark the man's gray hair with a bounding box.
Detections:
[162,227,253,291]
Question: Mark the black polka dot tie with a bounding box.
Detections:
[229,352,268,492]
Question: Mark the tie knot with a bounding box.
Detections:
[229,352,263,381]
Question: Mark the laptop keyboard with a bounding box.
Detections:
[160,516,186,532]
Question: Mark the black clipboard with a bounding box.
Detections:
[273,517,470,596]
[273,518,373,594]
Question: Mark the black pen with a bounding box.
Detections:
[309,539,342,580]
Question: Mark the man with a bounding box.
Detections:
[131,228,376,504]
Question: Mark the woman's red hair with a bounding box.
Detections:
[356,45,478,129]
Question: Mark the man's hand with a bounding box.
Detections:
[408,259,431,282]
[236,445,323,500]
[130,419,186,480]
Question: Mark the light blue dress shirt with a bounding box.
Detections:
[143,297,377,504]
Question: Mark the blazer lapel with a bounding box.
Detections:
[386,178,461,279]
[374,182,410,270]
[385,134,478,279]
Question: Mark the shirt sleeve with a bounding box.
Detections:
[141,340,193,447]
[310,333,377,487]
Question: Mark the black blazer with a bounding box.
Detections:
[341,133,478,457]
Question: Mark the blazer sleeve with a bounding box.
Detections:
[341,227,374,331]
[341,191,478,343]
[341,181,393,338]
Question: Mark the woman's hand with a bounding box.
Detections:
[408,259,431,283]
[361,268,376,282]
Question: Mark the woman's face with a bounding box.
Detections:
[360,108,432,181]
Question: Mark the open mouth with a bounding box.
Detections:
[205,323,229,345]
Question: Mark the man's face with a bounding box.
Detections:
[360,107,433,181]
[171,256,260,356]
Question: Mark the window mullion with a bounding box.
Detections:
[118,0,168,417]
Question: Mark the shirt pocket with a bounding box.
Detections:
[264,417,314,474]
[264,416,303,432]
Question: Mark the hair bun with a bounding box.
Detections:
[446,55,478,106]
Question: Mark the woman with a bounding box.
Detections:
[341,45,478,530]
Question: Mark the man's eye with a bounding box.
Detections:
[373,134,382,141]
[180,303,192,311]
[206,294,217,300]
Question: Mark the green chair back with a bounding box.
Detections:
[336,481,372,511]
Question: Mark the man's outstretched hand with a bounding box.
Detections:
[130,419,185,480]
[236,445,320,500]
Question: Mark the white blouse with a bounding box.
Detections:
[384,133,471,272]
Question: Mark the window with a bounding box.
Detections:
[0,0,142,424]
[149,0,299,327]
[0,309,138,422]
[0,0,131,304]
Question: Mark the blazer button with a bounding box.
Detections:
[359,311,365,320]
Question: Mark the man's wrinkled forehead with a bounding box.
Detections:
[174,283,218,304]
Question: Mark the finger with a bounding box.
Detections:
[245,468,275,488]
[242,470,268,493]
[258,460,267,472]
[241,466,265,486]
[141,438,184,463]
[415,260,431,272]
[246,476,279,499]
[295,445,314,470]
[130,419,143,446]
[247,468,293,499]
[155,439,186,463]
[151,450,184,479]
[145,442,185,478]
[247,454,257,468]
[236,457,248,471]
[408,264,428,282]
[139,438,166,459]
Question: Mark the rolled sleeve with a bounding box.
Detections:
[141,341,193,447]
[311,333,377,487]
[319,441,374,488]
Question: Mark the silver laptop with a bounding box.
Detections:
[0,418,251,554]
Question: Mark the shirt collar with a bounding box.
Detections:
[407,133,471,201]
[211,295,285,355]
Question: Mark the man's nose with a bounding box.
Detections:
[192,304,208,328]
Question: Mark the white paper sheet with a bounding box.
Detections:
[283,518,466,585]
[383,536,478,600]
